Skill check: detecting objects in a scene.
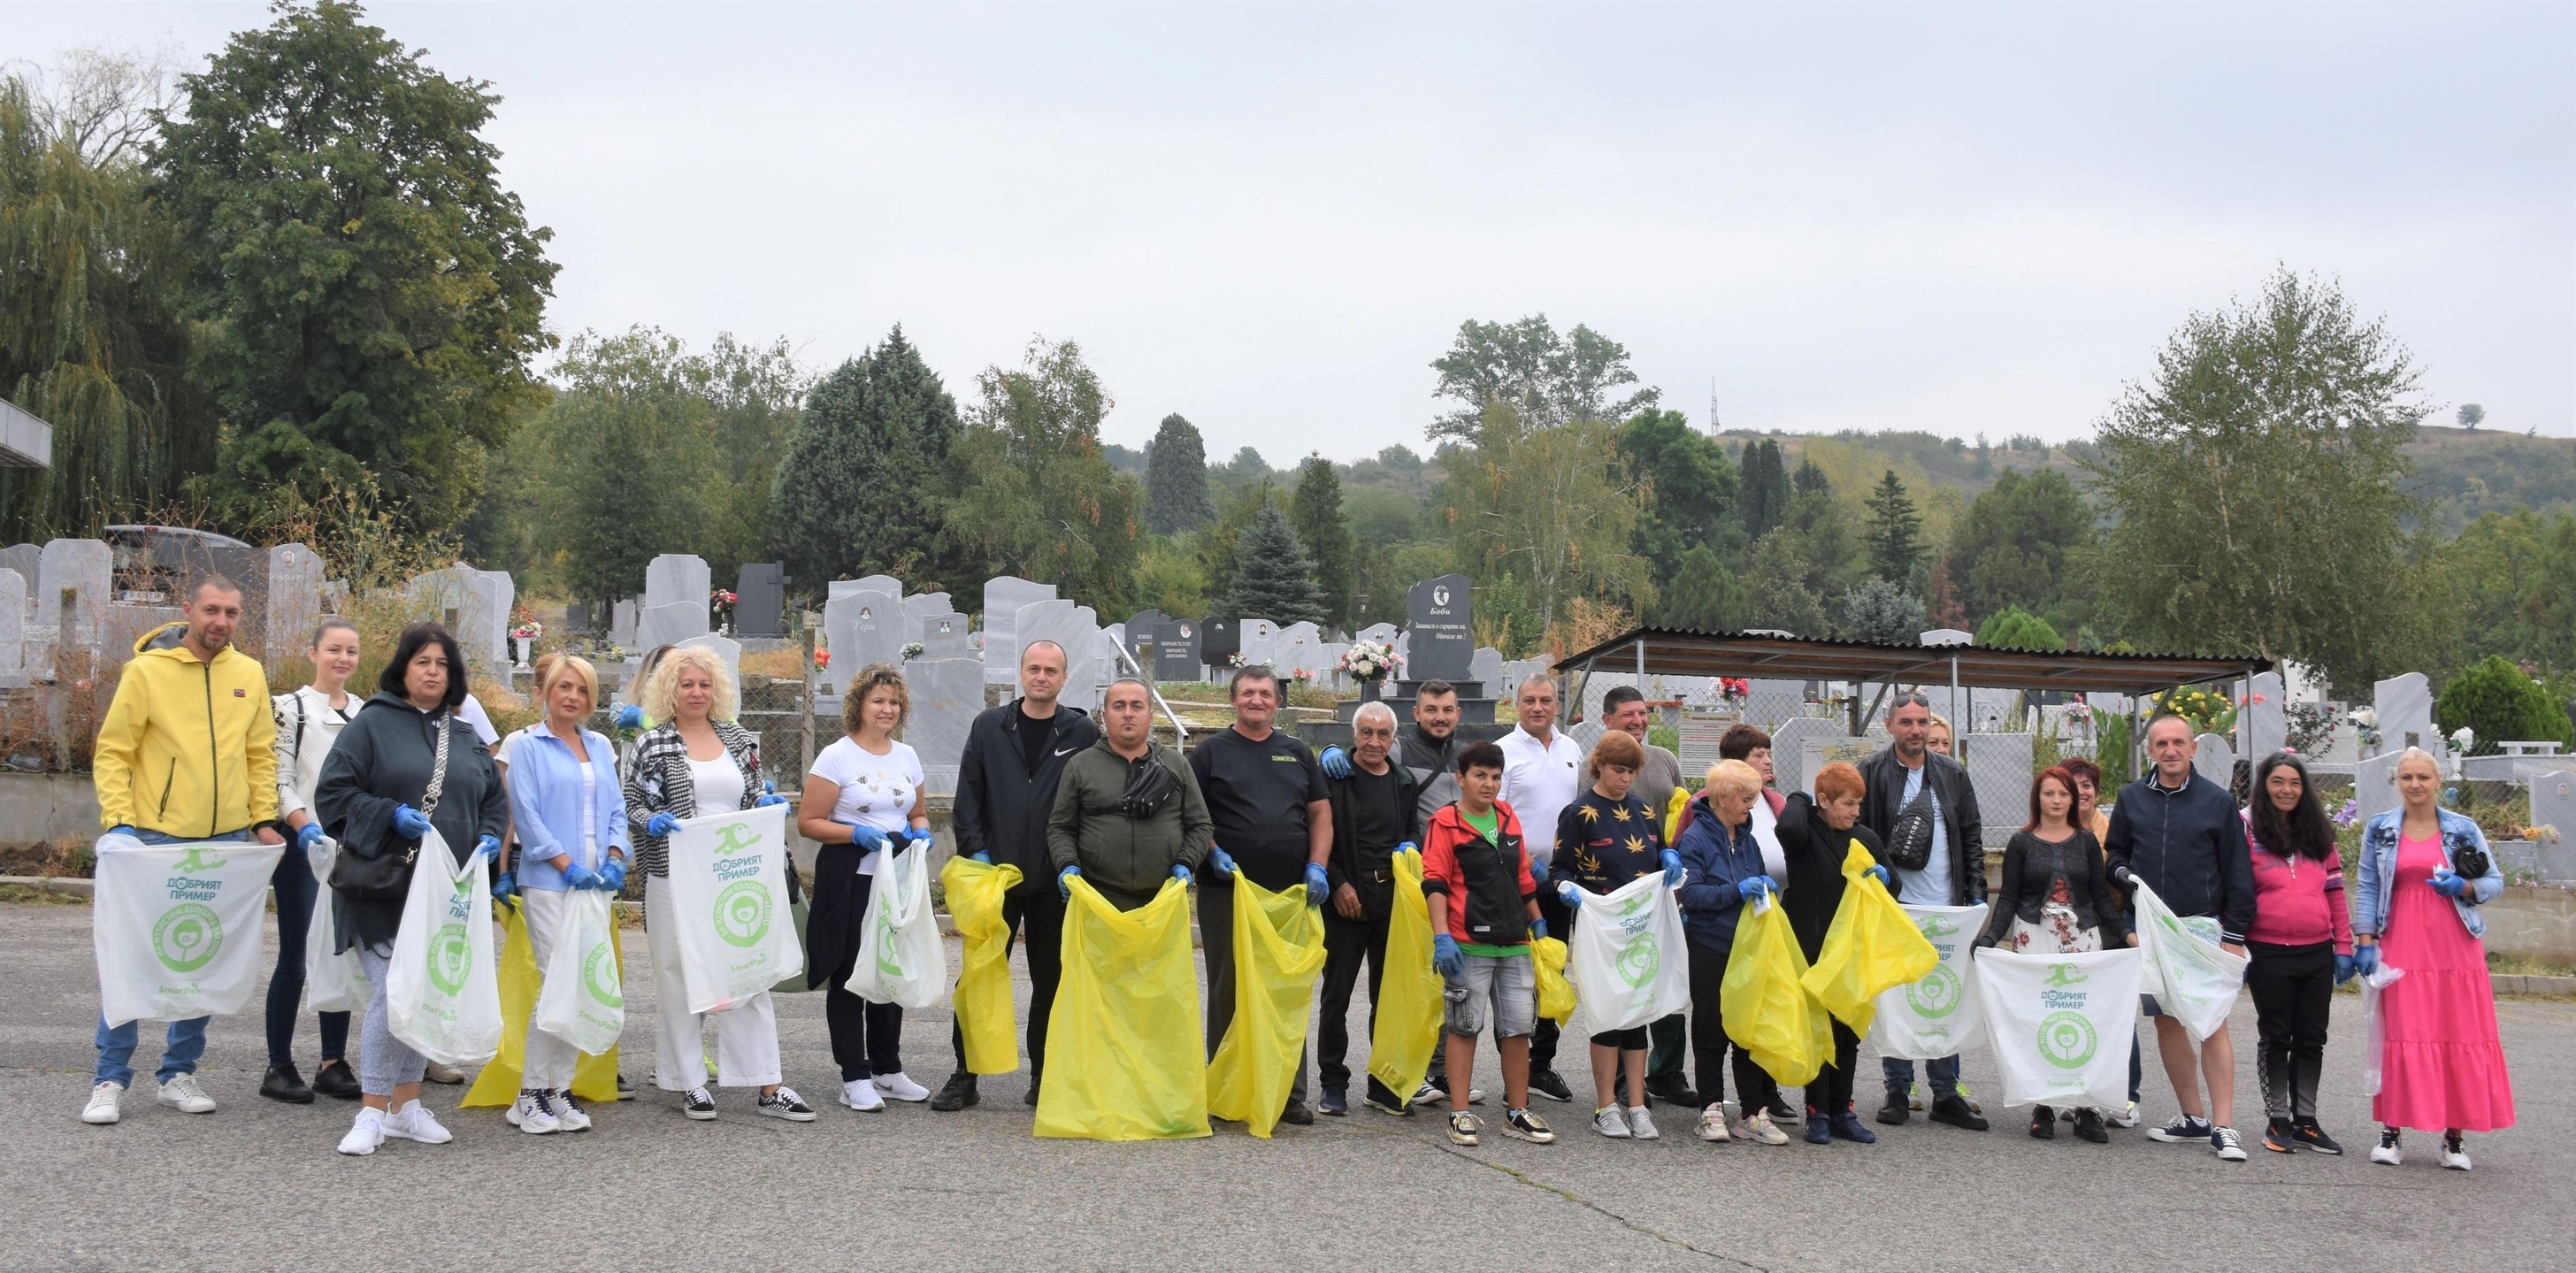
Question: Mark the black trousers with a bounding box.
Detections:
[1529,885,1572,1071]
[265,847,350,1067]
[2247,939,2334,1122]
[1805,1020,1860,1115]
[1686,940,1778,1113]
[947,879,1064,1077]
[821,870,905,1083]
[1317,891,1395,1096]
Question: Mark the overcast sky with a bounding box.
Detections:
[10,1,2572,461]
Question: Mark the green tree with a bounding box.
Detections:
[1741,529,1828,637]
[1862,469,1924,584]
[770,326,963,601]
[1975,604,2066,650]
[1144,412,1215,533]
[1655,544,1744,632]
[1622,408,1742,577]
[695,334,807,584]
[1791,459,1832,500]
[2446,510,2576,671]
[1779,486,1861,601]
[1439,399,1653,635]
[2436,655,2575,753]
[1289,455,1355,630]
[1944,468,2094,625]
[1223,502,1326,626]
[541,330,717,608]
[0,56,216,541]
[947,336,1140,616]
[1836,579,1926,643]
[156,0,557,536]
[2088,268,2444,689]
[1739,438,1790,540]
[1197,480,1269,615]
[1427,314,1659,441]
[1133,537,1211,617]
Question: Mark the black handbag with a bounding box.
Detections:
[1113,750,1182,819]
[329,711,449,902]
[2451,840,2492,883]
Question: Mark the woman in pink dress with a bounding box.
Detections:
[2352,748,2512,1170]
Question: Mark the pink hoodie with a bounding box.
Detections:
[2242,813,2356,955]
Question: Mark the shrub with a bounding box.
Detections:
[2436,656,2576,755]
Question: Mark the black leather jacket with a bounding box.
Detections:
[1856,746,1985,905]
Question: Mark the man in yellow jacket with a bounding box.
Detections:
[82,575,286,1127]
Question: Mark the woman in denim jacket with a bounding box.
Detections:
[2352,748,2512,1170]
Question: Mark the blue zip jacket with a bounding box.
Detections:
[1673,794,1771,954]
[502,723,632,890]
[2355,807,2503,940]
[2104,769,2258,944]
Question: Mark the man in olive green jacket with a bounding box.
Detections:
[1048,679,1213,911]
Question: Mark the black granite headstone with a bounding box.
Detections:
[1201,617,1241,667]
[734,563,786,637]
[1154,618,1201,681]
[1125,609,1166,668]
[1404,574,1474,682]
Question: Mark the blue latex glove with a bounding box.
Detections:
[1209,847,1238,878]
[601,858,627,893]
[1318,745,1353,780]
[613,704,644,730]
[1432,932,1464,978]
[970,851,993,865]
[391,804,432,838]
[908,827,936,851]
[1736,875,1777,903]
[563,862,606,891]
[1660,848,1685,888]
[1864,863,1890,887]
[475,834,502,863]
[107,824,135,838]
[646,812,681,838]
[1304,863,1330,906]
[492,870,518,901]
[847,825,890,852]
[2430,868,2468,899]
[2333,953,2358,985]
[1557,880,1583,909]
[2354,944,2381,977]
[295,821,326,853]
[1171,862,1195,887]
[1058,863,1083,899]
[755,793,788,808]
[1529,915,1548,941]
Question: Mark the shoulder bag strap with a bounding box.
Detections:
[418,711,451,821]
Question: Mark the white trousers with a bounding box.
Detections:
[646,880,783,1089]
[519,886,583,1091]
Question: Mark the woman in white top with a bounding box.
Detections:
[620,646,811,1123]
[799,661,934,1112]
[493,653,632,1135]
[266,618,364,1104]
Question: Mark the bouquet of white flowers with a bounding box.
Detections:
[1340,639,1400,682]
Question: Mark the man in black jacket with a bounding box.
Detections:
[2105,711,2258,1162]
[1317,702,1424,1116]
[1857,692,1989,1131]
[931,640,1100,1112]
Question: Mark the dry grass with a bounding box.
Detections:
[0,883,87,906]
[740,647,809,680]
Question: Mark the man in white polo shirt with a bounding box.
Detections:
[1497,673,1582,1104]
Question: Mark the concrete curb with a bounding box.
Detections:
[0,875,90,895]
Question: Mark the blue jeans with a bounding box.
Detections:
[94,828,251,1087]
[1882,1053,1960,1100]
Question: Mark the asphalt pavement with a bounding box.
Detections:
[4,898,2568,1272]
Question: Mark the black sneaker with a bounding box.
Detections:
[2073,1108,2108,1143]
[615,1072,637,1101]
[1023,1071,1042,1107]
[681,1086,718,1121]
[1876,1088,1910,1125]
[2028,1104,2056,1139]
[756,1085,816,1122]
[1928,1093,1990,1131]
[260,1063,315,1105]
[1364,1082,1411,1116]
[2263,1117,2298,1154]
[1279,1100,1315,1126]
[1412,1079,1448,1107]
[1644,1074,1700,1108]
[1767,1096,1797,1123]
[1527,1067,1573,1103]
[2147,1113,2214,1144]
[1319,1088,1348,1116]
[2292,1121,2344,1155]
[930,1071,979,1112]
[312,1060,361,1100]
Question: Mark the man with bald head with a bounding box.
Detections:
[1315,701,1424,1116]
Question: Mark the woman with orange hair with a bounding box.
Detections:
[1777,762,1892,1146]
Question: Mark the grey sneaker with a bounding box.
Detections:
[1626,1106,1660,1140]
[1591,1105,1632,1139]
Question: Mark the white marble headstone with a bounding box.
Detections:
[643,554,711,612]
[905,657,986,797]
[901,592,954,642]
[34,538,111,649]
[264,543,324,660]
[920,611,974,660]
[1470,647,1504,691]
[0,567,23,675]
[2373,671,2442,759]
[982,576,1057,685]
[634,601,709,655]
[1015,598,1108,714]
[2192,732,2235,789]
[1768,717,1846,794]
[1237,618,1280,670]
[610,598,639,649]
[2355,751,2403,823]
[2531,771,2575,883]
[2240,671,2286,757]
[824,588,903,689]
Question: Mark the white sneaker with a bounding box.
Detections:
[2371,1128,2402,1166]
[1738,1109,1790,1146]
[424,1062,465,1084]
[157,1073,216,1114]
[549,1091,593,1132]
[81,1081,124,1125]
[337,1108,386,1155]
[2109,1100,2141,1129]
[2441,1132,2472,1171]
[1695,1103,1731,1142]
[507,1089,561,1134]
[1627,1106,1660,1140]
[876,1071,931,1102]
[382,1100,452,1145]
[840,1078,886,1112]
[1592,1105,1632,1139]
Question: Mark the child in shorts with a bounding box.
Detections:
[1420,740,1556,1146]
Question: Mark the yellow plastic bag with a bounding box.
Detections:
[1207,874,1327,1137]
[1034,877,1210,1141]
[1721,893,1830,1087]
[1801,839,1939,1034]
[464,898,622,1108]
[1664,786,1690,847]
[940,855,1027,1076]
[1367,848,1444,1106]
[1530,936,1576,1026]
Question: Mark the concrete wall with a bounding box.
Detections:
[0,771,100,850]
[2484,887,2576,966]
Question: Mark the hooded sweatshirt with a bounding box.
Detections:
[93,622,279,838]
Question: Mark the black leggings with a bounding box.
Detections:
[818,867,905,1082]
[2247,939,2334,1122]
[1687,941,1777,1112]
[1805,1020,1860,1115]
[266,849,350,1067]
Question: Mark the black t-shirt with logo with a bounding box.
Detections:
[1189,725,1330,889]
[1016,704,1055,777]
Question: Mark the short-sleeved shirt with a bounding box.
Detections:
[1555,789,1662,895]
[1498,726,1583,870]
[810,735,924,876]
[1189,725,1329,890]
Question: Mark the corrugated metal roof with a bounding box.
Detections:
[1550,625,2268,694]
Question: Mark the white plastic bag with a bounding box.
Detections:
[660,803,804,1013]
[846,835,944,1008]
[386,828,503,1065]
[1564,874,1691,1036]
[2128,878,2249,1043]
[1867,903,1988,1061]
[1974,946,2144,1111]
[93,833,286,1027]
[2360,963,2404,1097]
[302,839,372,1013]
[533,889,625,1055]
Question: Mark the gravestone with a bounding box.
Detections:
[2355,751,2403,823]
[634,602,709,655]
[34,538,111,649]
[1200,617,1240,671]
[1470,647,1504,692]
[404,563,513,670]
[1405,574,1474,682]
[1125,610,1168,668]
[2240,671,2286,758]
[264,543,324,659]
[824,588,903,689]
[1238,618,1281,670]
[610,598,640,649]
[2373,671,2441,759]
[2531,771,2575,883]
[1392,630,1410,674]
[1567,719,1606,755]
[2192,733,2235,790]
[1768,717,1847,794]
[734,564,787,638]
[906,658,985,797]
[1961,732,2035,847]
[901,592,955,643]
[0,543,38,601]
[1016,599,1108,714]
[920,611,974,660]
[1797,735,1881,797]
[982,576,1058,685]
[1354,622,1398,648]
[0,567,23,676]
[829,575,902,601]
[1276,622,1322,682]
[675,633,742,693]
[643,554,711,628]
[1315,642,1351,692]
[1153,617,1202,682]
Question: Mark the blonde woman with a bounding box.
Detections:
[622,646,809,1123]
[1672,758,1790,1146]
[265,617,364,1104]
[493,653,631,1135]
[799,663,935,1113]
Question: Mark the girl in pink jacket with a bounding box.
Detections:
[2242,753,2355,1155]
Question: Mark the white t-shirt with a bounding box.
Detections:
[457,693,499,747]
[1498,725,1583,870]
[1895,761,1954,906]
[687,753,746,818]
[810,735,924,876]
[1751,792,1787,880]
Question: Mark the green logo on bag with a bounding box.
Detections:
[1614,936,1659,988]
[152,903,223,972]
[712,880,770,947]
[426,922,472,995]
[583,942,622,1008]
[714,823,762,856]
[1905,964,1963,1018]
[171,847,229,875]
[2043,962,2089,989]
[2036,1009,2097,1069]
[1918,916,1959,939]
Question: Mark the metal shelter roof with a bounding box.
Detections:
[1550,627,2270,695]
